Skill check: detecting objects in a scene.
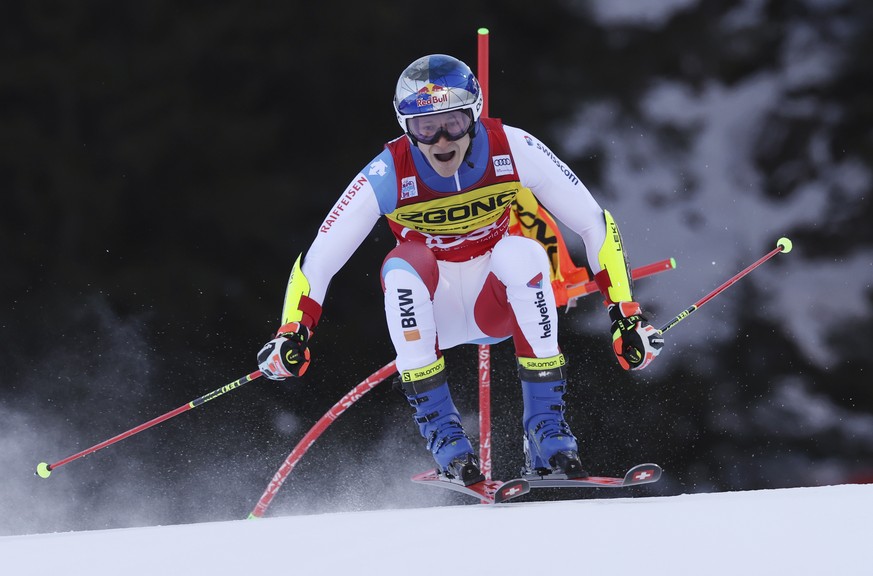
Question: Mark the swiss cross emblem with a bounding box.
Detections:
[634,469,653,481]
[501,485,523,498]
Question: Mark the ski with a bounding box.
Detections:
[411,470,530,504]
[522,462,662,489]
[412,463,661,503]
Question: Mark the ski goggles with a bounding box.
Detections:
[406,109,473,145]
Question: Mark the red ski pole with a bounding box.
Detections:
[658,237,793,335]
[36,370,263,478]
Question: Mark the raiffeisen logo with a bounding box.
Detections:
[415,83,449,108]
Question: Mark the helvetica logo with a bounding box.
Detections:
[534,290,551,339]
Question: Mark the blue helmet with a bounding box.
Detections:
[393,55,483,140]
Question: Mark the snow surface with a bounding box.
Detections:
[2,483,869,575]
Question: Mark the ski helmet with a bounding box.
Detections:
[393,54,483,144]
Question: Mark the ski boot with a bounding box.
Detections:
[519,355,588,479]
[399,359,484,486]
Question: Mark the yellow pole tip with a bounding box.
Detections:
[777,237,793,253]
[669,257,677,269]
[478,27,490,35]
[36,462,52,478]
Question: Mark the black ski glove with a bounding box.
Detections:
[609,302,664,371]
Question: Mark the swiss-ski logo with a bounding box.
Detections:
[401,176,418,199]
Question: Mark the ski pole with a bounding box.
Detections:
[36,370,263,478]
[658,237,793,335]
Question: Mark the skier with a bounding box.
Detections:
[257,54,663,485]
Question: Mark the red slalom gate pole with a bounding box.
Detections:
[36,370,263,478]
[248,361,397,519]
[477,345,492,481]
[566,258,677,304]
[477,27,490,118]
[658,238,793,335]
[476,26,493,481]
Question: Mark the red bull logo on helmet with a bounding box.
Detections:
[415,83,449,109]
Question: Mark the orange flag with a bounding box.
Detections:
[509,187,590,307]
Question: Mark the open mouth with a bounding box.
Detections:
[434,151,456,163]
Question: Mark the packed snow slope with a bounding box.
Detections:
[2,483,869,575]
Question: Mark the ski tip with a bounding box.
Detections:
[411,470,439,483]
[623,463,662,485]
[493,479,530,503]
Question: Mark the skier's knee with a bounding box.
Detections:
[490,236,550,285]
[381,242,439,297]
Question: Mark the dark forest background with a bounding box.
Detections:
[2,1,872,535]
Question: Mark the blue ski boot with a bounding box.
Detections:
[519,355,587,479]
[399,359,483,485]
